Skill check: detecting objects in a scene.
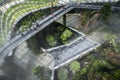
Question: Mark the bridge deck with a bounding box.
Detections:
[0,4,74,65]
[48,37,99,69]
[0,3,120,66]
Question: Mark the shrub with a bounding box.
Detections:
[57,68,68,80]
[60,29,73,42]
[70,61,80,73]
[80,68,87,75]
[46,35,57,47]
[110,70,120,80]
[32,65,51,80]
[100,4,112,20]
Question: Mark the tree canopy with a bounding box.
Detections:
[57,68,68,80]
[70,61,80,73]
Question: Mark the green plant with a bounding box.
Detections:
[100,4,112,20]
[70,61,80,73]
[60,29,73,42]
[103,35,120,54]
[114,42,120,54]
[32,65,51,80]
[57,68,68,80]
[80,68,87,75]
[57,26,65,32]
[46,35,57,47]
[72,68,87,80]
[81,10,95,26]
[2,1,58,37]
[110,70,120,80]
[92,60,108,70]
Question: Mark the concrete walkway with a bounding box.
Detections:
[87,31,107,44]
[0,4,74,66]
[50,37,99,69]
[13,41,54,70]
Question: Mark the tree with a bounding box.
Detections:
[100,4,112,20]
[70,61,80,73]
[46,35,57,47]
[32,65,51,80]
[80,68,87,75]
[110,70,120,80]
[81,10,96,26]
[57,68,68,80]
[60,29,73,44]
[114,42,120,54]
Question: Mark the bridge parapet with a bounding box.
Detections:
[0,3,75,66]
[76,0,119,4]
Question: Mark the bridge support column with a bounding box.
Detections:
[63,14,66,26]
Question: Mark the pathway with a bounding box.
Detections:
[87,31,107,44]
[13,41,54,70]
[48,37,99,69]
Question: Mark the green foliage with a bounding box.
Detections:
[62,40,68,44]
[60,29,73,41]
[70,61,80,73]
[43,25,78,48]
[72,34,120,80]
[2,1,57,37]
[100,4,112,20]
[20,19,32,30]
[105,35,116,44]
[19,10,50,32]
[104,35,120,54]
[27,35,41,54]
[81,10,96,26]
[98,35,116,55]
[57,26,71,44]
[72,72,82,80]
[110,70,120,80]
[86,54,96,61]
[114,42,120,54]
[72,68,87,80]
[81,16,88,26]
[57,26,65,32]
[46,35,57,47]
[32,65,51,80]
[26,0,49,2]
[92,60,109,69]
[55,26,65,38]
[57,68,68,80]
[80,68,87,75]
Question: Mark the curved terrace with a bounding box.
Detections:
[2,1,57,32]
[0,0,58,46]
[0,0,120,80]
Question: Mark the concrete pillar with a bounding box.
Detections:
[63,14,66,26]
[51,59,55,80]
[51,69,55,80]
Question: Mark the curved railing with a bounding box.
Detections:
[0,3,74,65]
[76,0,119,3]
[0,0,119,48]
[0,0,59,49]
[0,1,119,80]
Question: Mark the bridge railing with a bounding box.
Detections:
[0,3,74,64]
[76,0,119,3]
[0,1,62,49]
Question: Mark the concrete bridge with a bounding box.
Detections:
[0,1,120,80]
[0,2,120,65]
